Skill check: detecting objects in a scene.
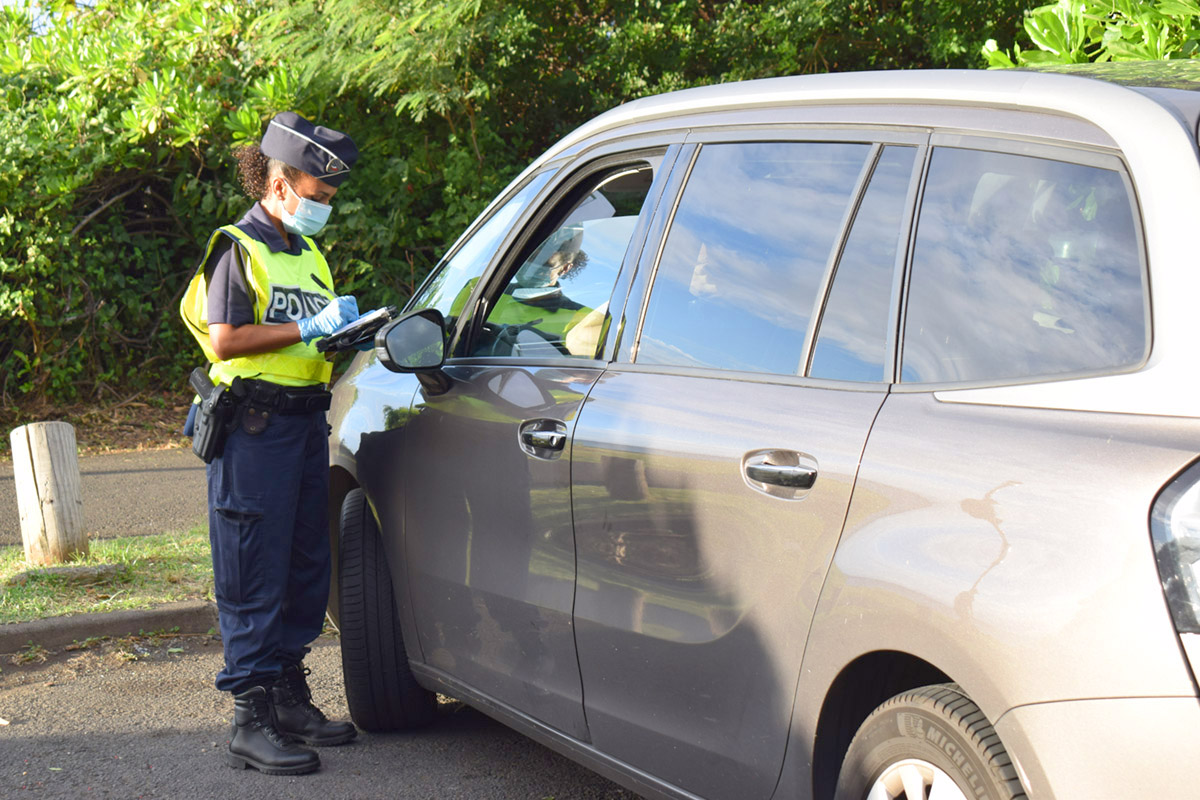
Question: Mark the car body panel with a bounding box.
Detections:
[776,392,1200,797]
[572,367,886,798]
[400,364,601,739]
[993,697,1200,799]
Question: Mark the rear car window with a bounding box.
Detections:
[901,146,1147,384]
[809,145,917,382]
[637,141,871,375]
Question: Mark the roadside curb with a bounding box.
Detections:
[0,600,218,655]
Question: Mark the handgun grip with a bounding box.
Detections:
[189,367,215,400]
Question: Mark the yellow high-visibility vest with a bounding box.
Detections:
[180,225,335,387]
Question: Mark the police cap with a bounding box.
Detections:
[260,111,358,187]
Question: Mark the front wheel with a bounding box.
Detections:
[836,684,1026,800]
[338,488,435,731]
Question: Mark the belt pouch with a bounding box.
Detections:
[241,405,270,435]
[280,389,332,414]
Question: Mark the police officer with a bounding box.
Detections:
[180,111,361,776]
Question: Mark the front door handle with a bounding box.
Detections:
[521,429,565,451]
[744,462,816,489]
[518,419,568,459]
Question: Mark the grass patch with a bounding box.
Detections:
[0,528,212,624]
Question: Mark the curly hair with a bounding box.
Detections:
[547,249,589,281]
[233,144,304,200]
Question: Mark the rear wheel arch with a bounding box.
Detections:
[812,651,950,800]
[834,683,1028,799]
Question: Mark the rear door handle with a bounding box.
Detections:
[744,462,816,489]
[521,430,565,451]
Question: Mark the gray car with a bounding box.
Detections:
[326,63,1200,800]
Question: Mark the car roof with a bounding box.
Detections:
[1022,60,1200,135]
[536,65,1199,167]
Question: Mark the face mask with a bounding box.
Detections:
[280,180,332,237]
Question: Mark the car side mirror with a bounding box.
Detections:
[377,308,447,371]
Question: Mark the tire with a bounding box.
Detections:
[835,684,1026,800]
[338,488,435,731]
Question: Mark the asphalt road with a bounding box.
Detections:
[1,449,643,798]
[0,634,641,799]
[0,448,208,547]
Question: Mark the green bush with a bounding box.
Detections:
[983,0,1200,66]
[0,0,272,404]
[2,0,1028,408]
[251,0,1031,309]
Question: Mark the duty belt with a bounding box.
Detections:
[237,379,332,415]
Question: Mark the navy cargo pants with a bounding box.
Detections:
[206,408,330,694]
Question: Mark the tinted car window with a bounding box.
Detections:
[637,141,871,375]
[471,162,657,359]
[902,147,1146,383]
[410,170,555,320]
[810,146,917,382]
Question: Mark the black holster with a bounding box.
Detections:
[188,367,238,464]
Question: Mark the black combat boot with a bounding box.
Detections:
[272,662,358,746]
[227,685,320,775]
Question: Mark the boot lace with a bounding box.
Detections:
[240,690,297,746]
[281,666,329,721]
[258,719,296,748]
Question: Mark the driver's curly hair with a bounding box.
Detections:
[547,249,589,281]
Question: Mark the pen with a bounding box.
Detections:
[310,273,331,293]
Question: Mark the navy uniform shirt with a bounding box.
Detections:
[205,202,314,326]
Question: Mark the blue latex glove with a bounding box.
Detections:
[298,295,359,344]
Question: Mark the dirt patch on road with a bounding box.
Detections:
[0,630,221,690]
[1,390,192,460]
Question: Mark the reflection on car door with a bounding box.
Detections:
[570,140,917,798]
[404,364,597,739]
[401,155,669,739]
[572,376,884,796]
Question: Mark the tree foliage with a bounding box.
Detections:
[2,0,1028,407]
[983,0,1200,66]
[0,0,272,403]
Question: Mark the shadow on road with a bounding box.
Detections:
[0,635,640,799]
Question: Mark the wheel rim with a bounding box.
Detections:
[866,758,970,800]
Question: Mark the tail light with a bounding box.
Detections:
[1151,462,1200,633]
